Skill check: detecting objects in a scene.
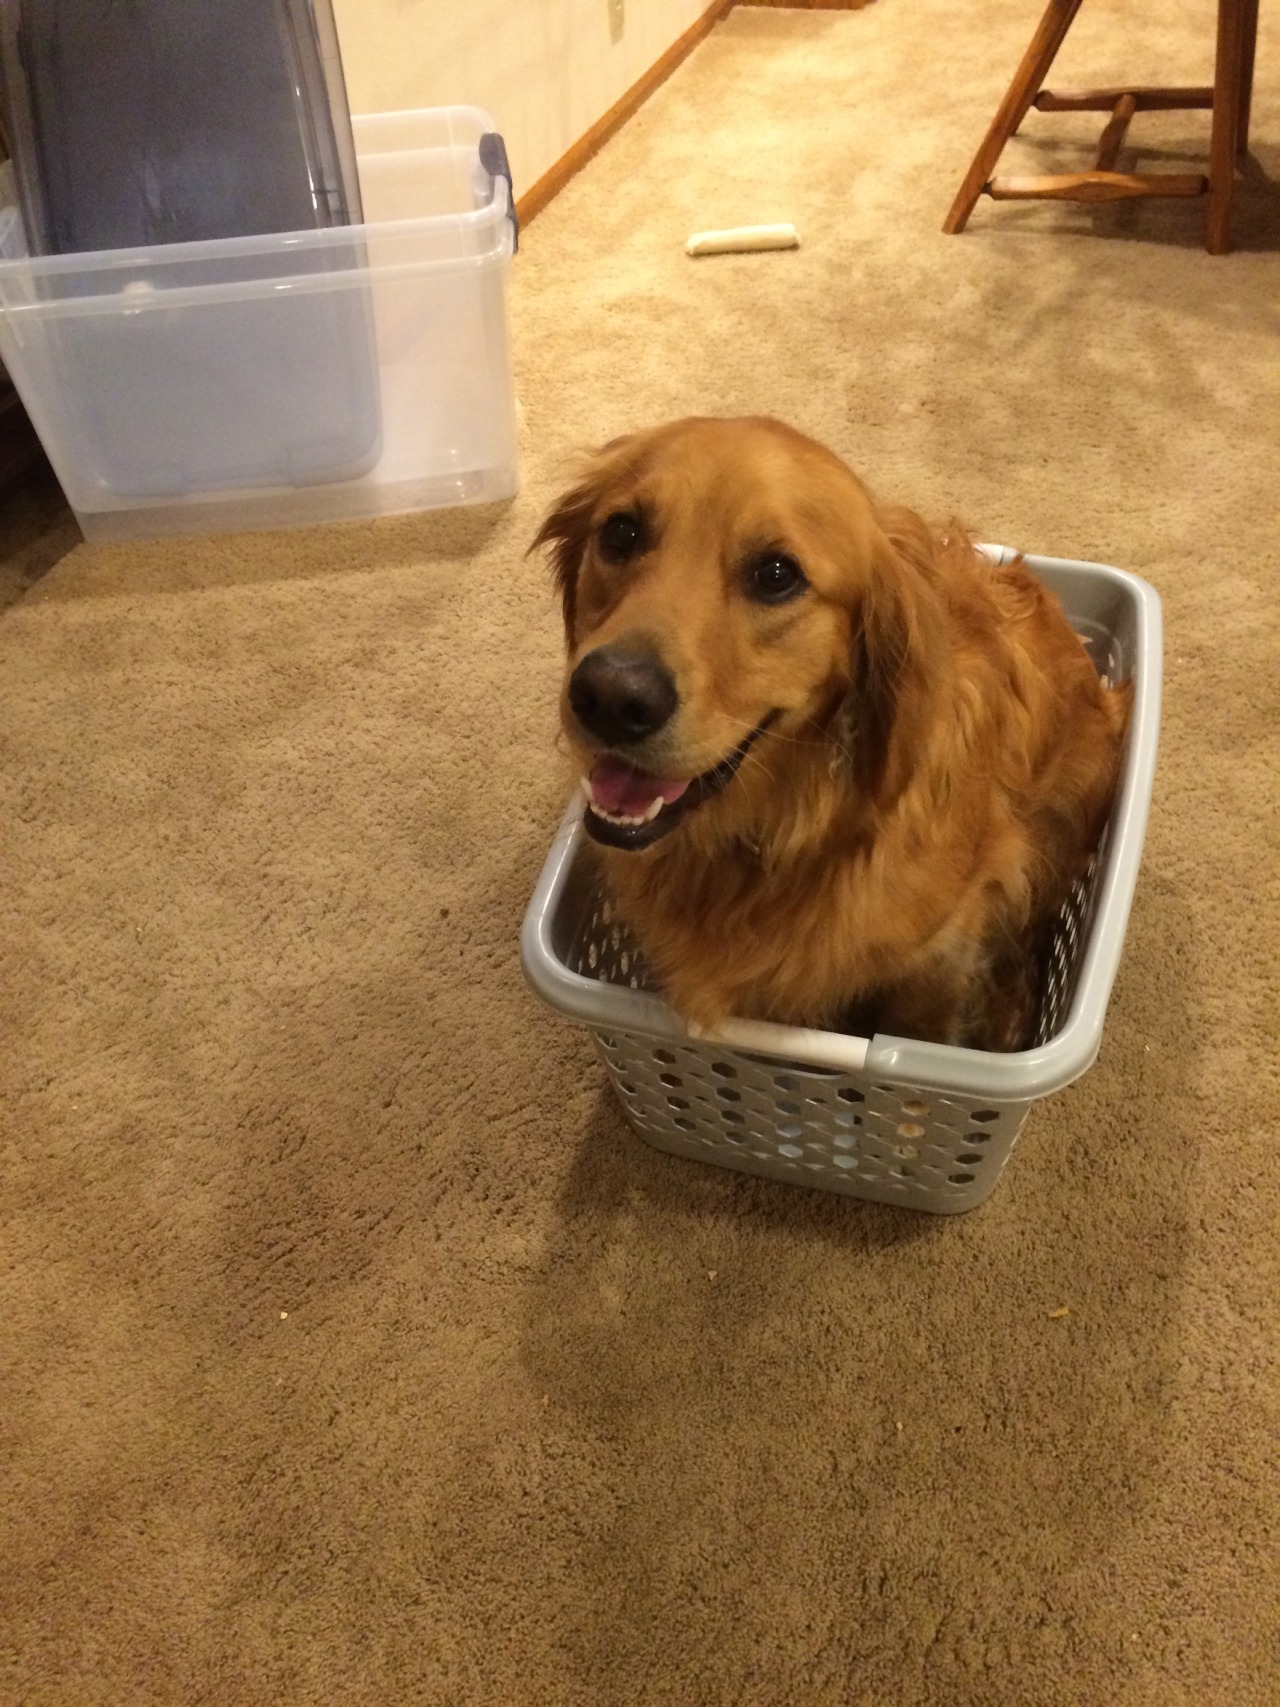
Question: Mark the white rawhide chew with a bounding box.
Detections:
[685,223,800,256]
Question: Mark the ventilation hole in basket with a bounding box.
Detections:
[619,1082,637,1095]
[833,1154,857,1170]
[893,1165,915,1179]
[653,1049,676,1064]
[894,1143,918,1160]
[601,900,613,924]
[773,1075,796,1093]
[717,1087,742,1103]
[611,928,622,950]
[667,1096,690,1110]
[723,1130,746,1145]
[966,1130,991,1144]
[838,1088,865,1105]
[776,1123,803,1140]
[629,976,640,989]
[776,1100,801,1116]
[673,1117,695,1132]
[949,1171,976,1184]
[599,1034,616,1049]
[588,943,598,969]
[777,1143,804,1159]
[901,1099,931,1118]
[834,1111,862,1130]
[723,1110,745,1125]
[956,1152,985,1165]
[895,1122,926,1140]
[833,1132,857,1151]
[970,1109,1000,1124]
[620,952,630,974]
[658,1073,682,1088]
[712,1062,737,1080]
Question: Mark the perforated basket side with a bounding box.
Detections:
[1030,846,1102,1048]
[564,890,655,992]
[591,1028,1028,1213]
[1029,614,1124,1046]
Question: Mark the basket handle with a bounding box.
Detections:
[686,1016,870,1073]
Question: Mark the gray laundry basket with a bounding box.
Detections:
[521,550,1162,1213]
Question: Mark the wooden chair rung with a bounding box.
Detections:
[1094,93,1137,170]
[1034,85,1215,112]
[988,171,1209,203]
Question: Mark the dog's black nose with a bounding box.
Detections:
[567,647,678,745]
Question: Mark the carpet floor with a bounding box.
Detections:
[2,2,1277,1702]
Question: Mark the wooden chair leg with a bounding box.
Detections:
[943,0,1086,234]
[1207,0,1250,254]
[1236,0,1259,160]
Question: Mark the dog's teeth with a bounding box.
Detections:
[586,802,659,828]
[582,786,671,829]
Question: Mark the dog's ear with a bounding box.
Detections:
[529,478,596,648]
[529,436,635,648]
[839,506,943,809]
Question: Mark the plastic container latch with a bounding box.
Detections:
[479,133,518,252]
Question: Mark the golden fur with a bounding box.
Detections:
[534,416,1131,1050]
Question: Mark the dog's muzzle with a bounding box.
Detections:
[579,720,775,851]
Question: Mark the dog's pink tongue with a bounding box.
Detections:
[589,757,689,816]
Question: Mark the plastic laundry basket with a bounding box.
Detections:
[521,550,1162,1213]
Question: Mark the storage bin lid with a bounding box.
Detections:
[0,0,362,254]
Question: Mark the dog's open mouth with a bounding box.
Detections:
[581,722,772,850]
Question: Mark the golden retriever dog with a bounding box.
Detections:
[533,416,1131,1051]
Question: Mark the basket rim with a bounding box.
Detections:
[521,549,1162,1103]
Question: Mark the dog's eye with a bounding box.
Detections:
[747,552,807,604]
[598,511,642,564]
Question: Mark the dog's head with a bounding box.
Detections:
[532,416,940,852]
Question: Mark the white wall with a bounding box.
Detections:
[330,0,722,198]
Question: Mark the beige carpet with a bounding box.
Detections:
[3,3,1278,1702]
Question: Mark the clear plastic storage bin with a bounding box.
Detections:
[0,106,518,539]
[522,551,1162,1214]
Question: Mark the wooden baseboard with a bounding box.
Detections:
[515,0,736,228]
